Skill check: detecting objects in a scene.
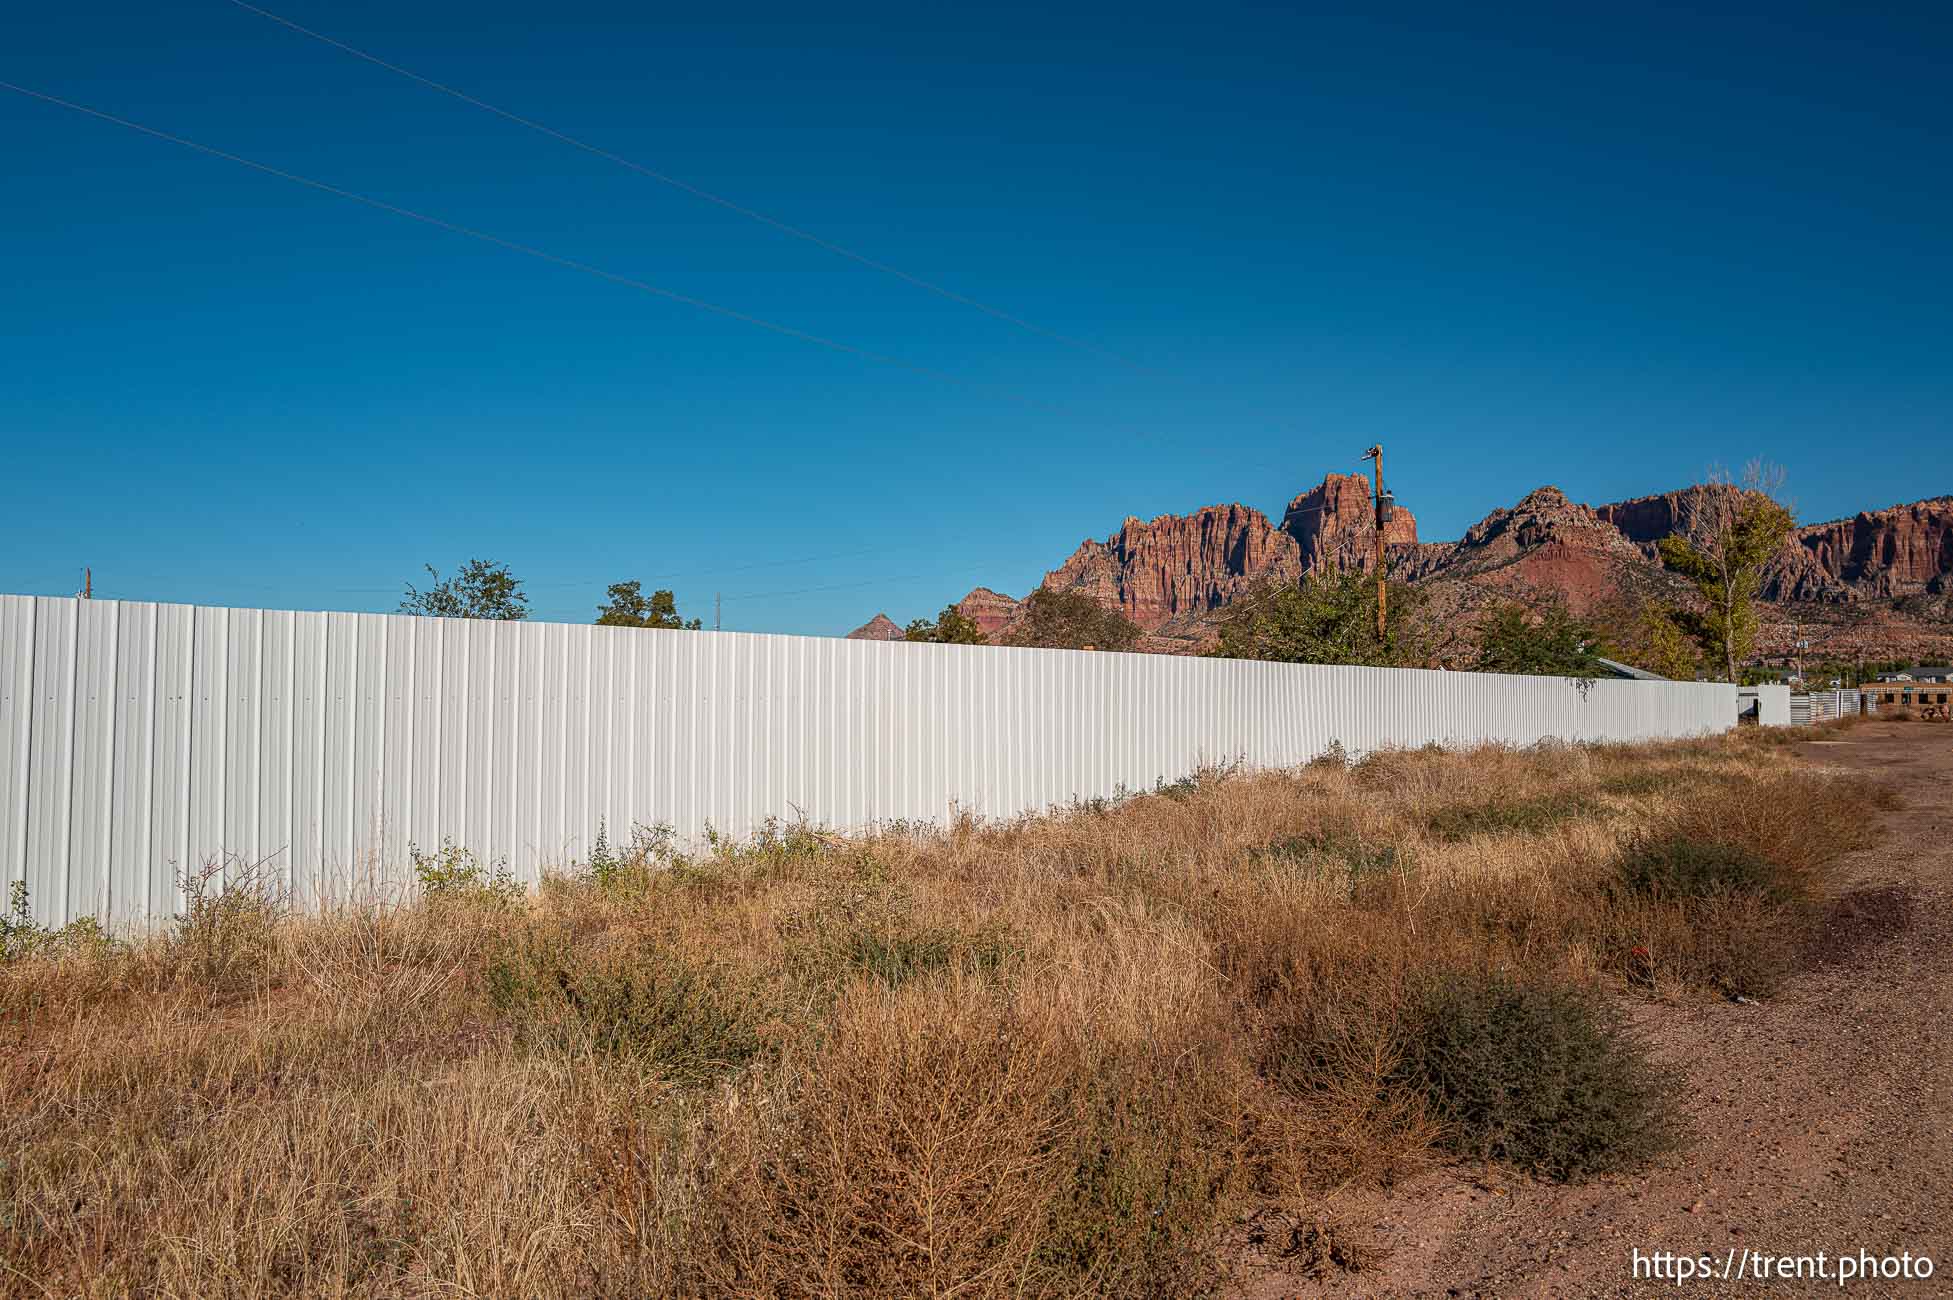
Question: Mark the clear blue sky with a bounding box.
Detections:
[4,0,1948,631]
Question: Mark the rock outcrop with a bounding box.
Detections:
[845,612,905,641]
[1594,487,1852,603]
[1042,504,1301,630]
[953,587,1021,639]
[1793,498,1953,598]
[852,475,1953,663]
[1391,486,1678,615]
[1280,472,1418,571]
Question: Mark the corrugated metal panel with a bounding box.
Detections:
[0,594,1738,928]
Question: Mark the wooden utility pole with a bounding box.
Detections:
[1363,445,1386,642]
[81,567,91,599]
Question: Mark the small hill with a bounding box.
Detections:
[844,613,904,641]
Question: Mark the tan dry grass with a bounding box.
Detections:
[0,730,1892,1298]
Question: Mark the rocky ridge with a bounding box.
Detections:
[869,477,1953,663]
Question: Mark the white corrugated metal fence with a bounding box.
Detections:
[1,595,1736,928]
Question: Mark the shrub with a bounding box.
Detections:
[1037,1067,1237,1297]
[831,925,1014,988]
[170,857,285,993]
[1596,767,1674,797]
[1305,740,1349,771]
[578,820,685,893]
[1007,587,1142,652]
[1608,893,1799,998]
[1,882,112,963]
[1424,791,1597,842]
[1615,833,1780,900]
[1154,762,1238,803]
[485,934,764,1084]
[741,816,834,877]
[1349,745,1445,788]
[1260,826,1399,878]
[1392,971,1678,1181]
[1209,571,1425,667]
[1655,769,1891,884]
[692,990,1076,1297]
[786,880,1017,992]
[412,838,524,907]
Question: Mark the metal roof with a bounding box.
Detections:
[1595,656,1669,682]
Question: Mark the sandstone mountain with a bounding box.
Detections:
[1034,473,1416,636]
[952,587,1021,640]
[870,477,1953,663]
[845,613,905,641]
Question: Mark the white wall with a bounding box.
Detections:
[0,595,1736,928]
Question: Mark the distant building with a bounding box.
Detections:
[1874,667,1952,683]
[1868,682,1952,718]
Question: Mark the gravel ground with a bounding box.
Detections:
[1235,723,1953,1299]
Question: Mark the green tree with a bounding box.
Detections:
[1629,604,1702,682]
[903,605,987,645]
[1587,595,1703,681]
[400,559,528,620]
[1007,587,1141,651]
[1474,598,1604,678]
[1210,571,1424,666]
[1655,466,1795,684]
[595,581,701,629]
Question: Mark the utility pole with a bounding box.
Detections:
[80,567,91,599]
[1362,445,1388,643]
[714,591,721,632]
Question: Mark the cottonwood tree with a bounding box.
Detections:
[596,581,701,629]
[1630,603,1702,682]
[1210,570,1424,666]
[1007,587,1141,651]
[1656,463,1795,684]
[903,605,987,645]
[401,559,528,620]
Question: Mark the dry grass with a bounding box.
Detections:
[0,730,1894,1297]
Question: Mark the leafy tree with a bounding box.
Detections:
[1626,604,1702,682]
[1210,571,1424,666]
[401,559,528,620]
[1474,598,1604,678]
[1007,587,1141,651]
[1587,595,1704,681]
[1655,465,1795,683]
[903,605,987,645]
[596,581,701,630]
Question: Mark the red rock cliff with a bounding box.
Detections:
[1795,498,1953,597]
[952,587,1022,639]
[1043,503,1301,629]
[1591,487,1945,601]
[1280,472,1418,571]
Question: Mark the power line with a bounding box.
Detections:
[0,80,1065,409]
[224,0,1149,373]
[34,545,912,607]
[719,573,925,603]
[534,544,892,591]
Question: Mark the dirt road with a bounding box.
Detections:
[1273,723,1953,1298]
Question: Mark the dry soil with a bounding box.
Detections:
[1235,722,1953,1299]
